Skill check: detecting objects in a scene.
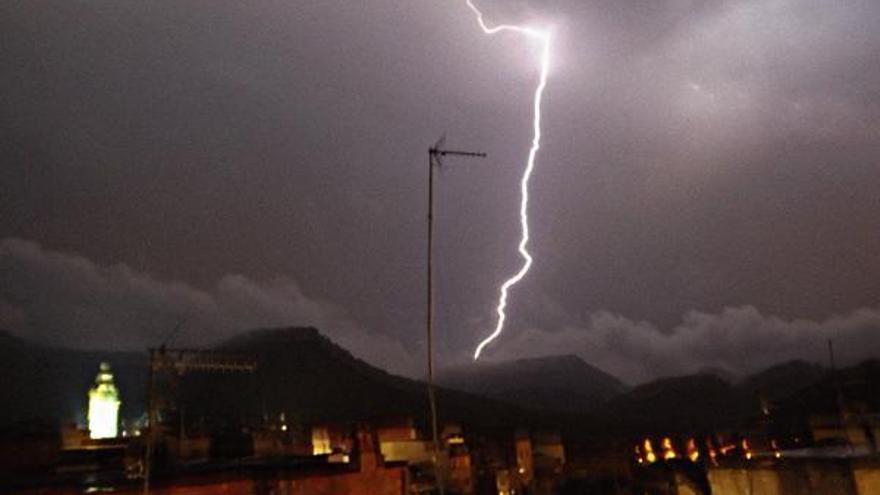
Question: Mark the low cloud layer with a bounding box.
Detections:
[0,238,420,377]
[3,237,879,384]
[493,306,880,384]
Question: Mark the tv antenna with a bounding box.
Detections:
[425,134,486,494]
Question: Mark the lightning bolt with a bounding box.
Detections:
[466,1,552,360]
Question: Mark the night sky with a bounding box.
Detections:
[2,0,879,383]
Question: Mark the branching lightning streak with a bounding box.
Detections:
[466,0,551,360]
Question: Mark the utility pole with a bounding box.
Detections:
[828,338,852,454]
[426,135,486,494]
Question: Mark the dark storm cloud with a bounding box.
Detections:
[527,0,880,328]
[5,238,878,384]
[0,238,419,376]
[2,0,879,382]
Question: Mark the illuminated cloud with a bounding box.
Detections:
[493,305,880,384]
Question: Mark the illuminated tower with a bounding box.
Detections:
[88,362,121,439]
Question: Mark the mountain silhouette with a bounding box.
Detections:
[438,354,627,413]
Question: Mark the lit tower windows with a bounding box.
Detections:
[88,362,121,439]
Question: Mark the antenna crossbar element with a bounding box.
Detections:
[149,348,257,375]
[430,149,488,158]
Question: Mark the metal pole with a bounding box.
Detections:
[426,148,444,495]
[425,140,485,495]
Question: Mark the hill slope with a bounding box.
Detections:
[4,327,860,441]
[438,354,627,413]
[589,360,832,436]
[595,373,737,434]
[174,327,558,430]
[0,327,548,431]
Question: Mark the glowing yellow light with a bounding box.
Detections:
[88,362,121,439]
[448,435,465,445]
[662,437,678,460]
[686,438,699,462]
[643,439,657,463]
[312,426,332,455]
[742,439,752,460]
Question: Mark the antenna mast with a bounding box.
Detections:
[426,135,486,495]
